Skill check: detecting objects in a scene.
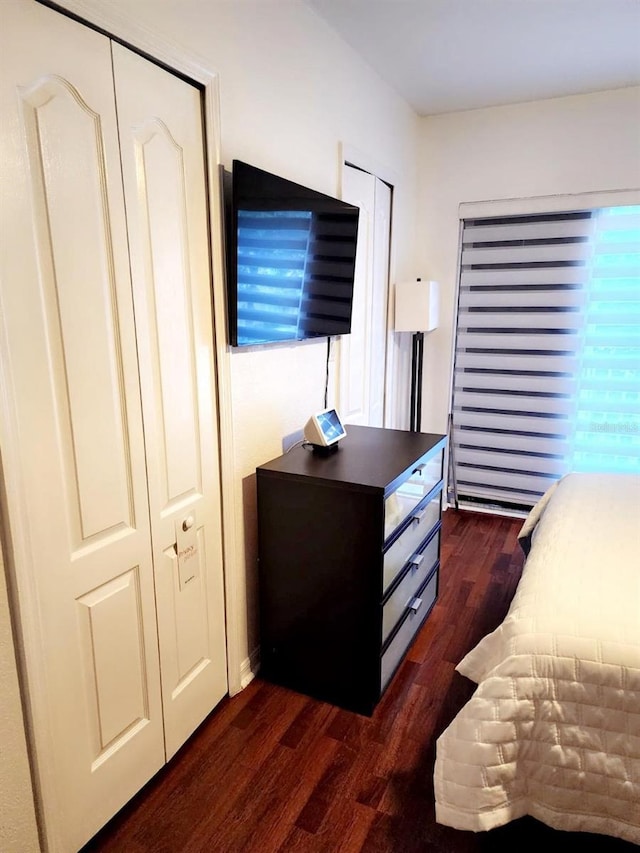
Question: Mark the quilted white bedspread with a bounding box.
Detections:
[434,473,640,845]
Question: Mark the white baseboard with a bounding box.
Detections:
[445,500,528,519]
[238,646,260,691]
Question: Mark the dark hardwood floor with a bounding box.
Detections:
[81,509,634,853]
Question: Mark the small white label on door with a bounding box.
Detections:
[176,515,199,590]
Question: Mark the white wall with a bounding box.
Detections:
[416,86,640,436]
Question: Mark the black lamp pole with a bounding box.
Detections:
[409,331,424,432]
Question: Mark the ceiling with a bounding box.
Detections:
[306,0,640,116]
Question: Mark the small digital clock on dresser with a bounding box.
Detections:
[256,425,447,715]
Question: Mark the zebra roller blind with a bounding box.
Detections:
[451,206,640,510]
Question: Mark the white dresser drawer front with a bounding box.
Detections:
[382,532,440,643]
[383,449,443,539]
[381,570,438,691]
[383,491,441,592]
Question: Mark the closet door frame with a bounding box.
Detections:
[336,143,410,429]
[49,0,243,694]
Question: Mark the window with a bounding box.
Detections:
[571,206,640,474]
[450,205,640,511]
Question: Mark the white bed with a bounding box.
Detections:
[434,472,640,845]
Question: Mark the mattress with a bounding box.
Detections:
[434,473,640,845]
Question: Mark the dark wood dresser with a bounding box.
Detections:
[256,425,446,715]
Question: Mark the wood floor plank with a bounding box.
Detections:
[231,732,341,853]
[295,742,360,834]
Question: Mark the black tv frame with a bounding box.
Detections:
[225,160,360,348]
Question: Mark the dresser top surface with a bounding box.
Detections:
[257,425,446,492]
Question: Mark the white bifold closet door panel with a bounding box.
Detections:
[0,4,165,850]
[0,2,226,850]
[112,43,227,759]
[338,165,391,427]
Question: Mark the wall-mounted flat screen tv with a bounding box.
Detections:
[226,160,360,347]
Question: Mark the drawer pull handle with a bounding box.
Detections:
[412,508,426,523]
[409,597,423,613]
[408,554,424,570]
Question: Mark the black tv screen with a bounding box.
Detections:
[226,160,360,347]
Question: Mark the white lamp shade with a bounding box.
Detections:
[394,279,439,333]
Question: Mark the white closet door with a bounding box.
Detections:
[338,165,391,426]
[112,44,228,759]
[0,3,164,851]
